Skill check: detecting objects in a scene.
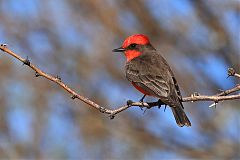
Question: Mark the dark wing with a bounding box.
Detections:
[125,53,181,107]
[127,71,170,98]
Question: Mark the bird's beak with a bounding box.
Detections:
[112,47,125,52]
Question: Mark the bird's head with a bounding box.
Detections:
[113,34,152,62]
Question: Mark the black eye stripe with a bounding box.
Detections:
[129,43,137,49]
[131,44,136,47]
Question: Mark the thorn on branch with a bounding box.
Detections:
[99,106,107,113]
[109,114,115,119]
[218,88,224,92]
[220,90,227,96]
[227,68,235,78]
[193,92,200,96]
[23,56,30,66]
[56,75,61,81]
[0,44,7,47]
[190,92,200,102]
[35,72,40,77]
[209,102,218,108]
[71,94,77,99]
[0,44,8,51]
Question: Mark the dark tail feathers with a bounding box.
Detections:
[171,107,191,127]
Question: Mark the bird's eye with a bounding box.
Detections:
[129,43,137,49]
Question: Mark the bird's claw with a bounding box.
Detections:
[157,99,165,109]
[71,94,77,99]
[164,105,167,112]
[140,102,145,110]
[23,56,30,66]
[139,95,146,102]
[138,95,146,110]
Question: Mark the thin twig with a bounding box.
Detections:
[228,68,240,79]
[216,84,240,96]
[0,44,239,118]
[0,44,111,114]
[182,94,240,102]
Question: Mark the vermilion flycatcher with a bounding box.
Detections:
[113,34,191,127]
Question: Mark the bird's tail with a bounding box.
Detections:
[171,107,191,127]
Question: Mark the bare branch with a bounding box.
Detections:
[0,44,111,114]
[1,44,239,118]
[228,68,240,79]
[182,94,240,102]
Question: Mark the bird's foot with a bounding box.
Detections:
[157,99,165,109]
[163,105,167,112]
[139,94,146,103]
[156,99,168,111]
[139,95,146,110]
[143,107,149,114]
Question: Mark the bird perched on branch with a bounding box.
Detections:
[113,34,191,127]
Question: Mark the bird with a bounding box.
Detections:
[113,34,191,127]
